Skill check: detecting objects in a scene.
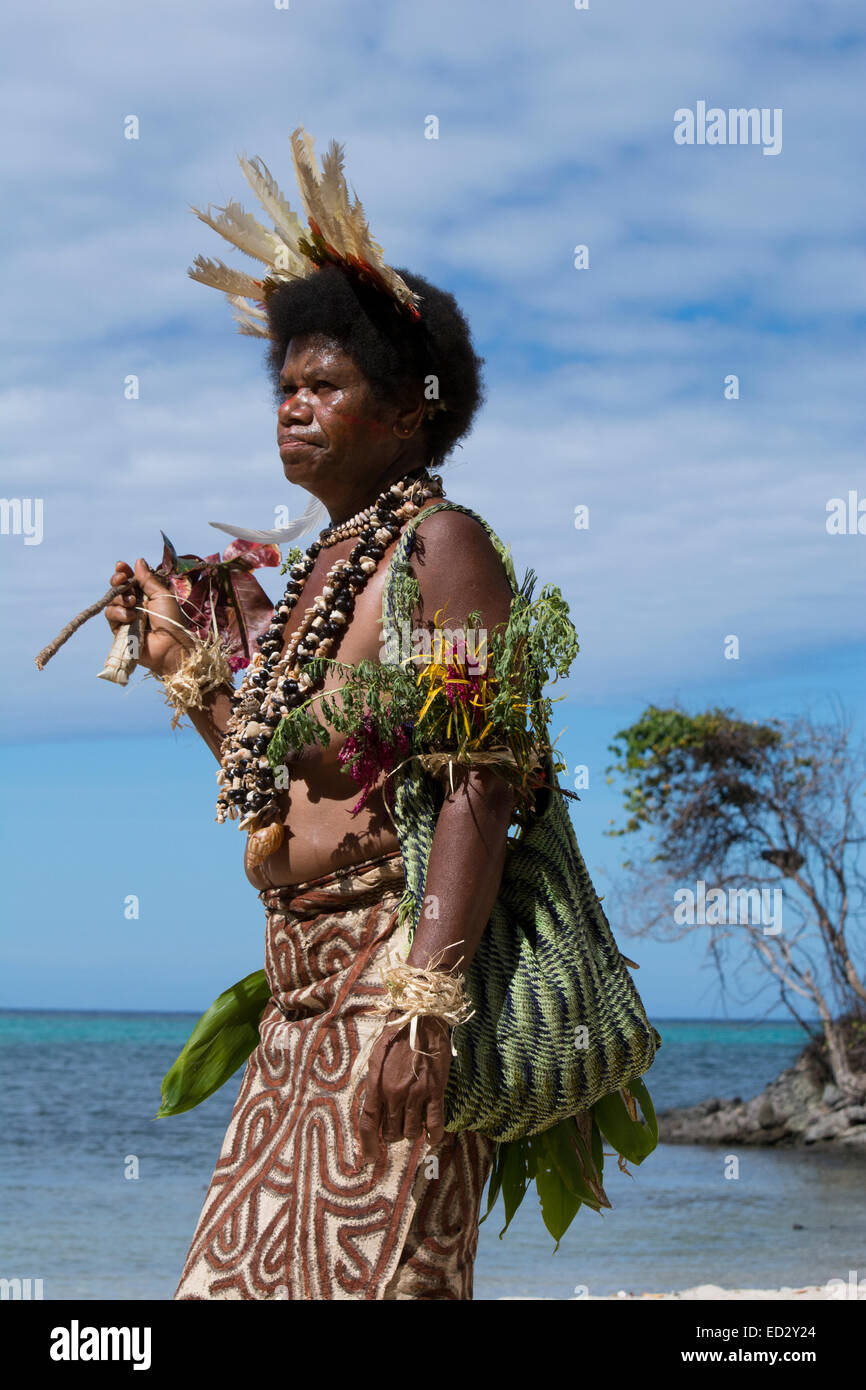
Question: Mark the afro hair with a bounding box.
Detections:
[265,264,485,467]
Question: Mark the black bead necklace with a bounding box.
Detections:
[215,466,444,864]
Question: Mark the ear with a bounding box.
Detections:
[392,392,427,439]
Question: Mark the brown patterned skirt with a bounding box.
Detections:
[174,849,495,1300]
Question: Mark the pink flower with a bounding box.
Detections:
[443,664,484,725]
[338,709,412,814]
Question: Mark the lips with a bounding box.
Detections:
[279,436,317,449]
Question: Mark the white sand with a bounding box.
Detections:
[584,1284,860,1300]
[503,1283,863,1300]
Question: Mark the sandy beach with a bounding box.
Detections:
[584,1284,862,1300]
[501,1283,863,1300]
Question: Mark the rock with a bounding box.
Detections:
[803,1112,850,1144]
[800,1103,866,1143]
[757,1097,778,1128]
[656,1043,866,1152]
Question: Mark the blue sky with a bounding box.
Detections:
[2,0,863,1015]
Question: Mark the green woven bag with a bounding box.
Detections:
[382,501,661,1143]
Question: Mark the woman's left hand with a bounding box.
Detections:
[358,1012,452,1164]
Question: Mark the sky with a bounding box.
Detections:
[1,0,863,1016]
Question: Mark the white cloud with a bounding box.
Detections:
[3,0,863,736]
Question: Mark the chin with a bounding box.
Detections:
[281,454,314,476]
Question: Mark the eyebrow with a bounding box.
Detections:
[279,364,338,390]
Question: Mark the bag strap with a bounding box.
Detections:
[381,499,524,938]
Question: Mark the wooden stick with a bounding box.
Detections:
[34,580,137,671]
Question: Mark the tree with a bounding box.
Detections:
[605,704,866,1099]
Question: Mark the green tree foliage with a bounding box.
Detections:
[605,704,866,1098]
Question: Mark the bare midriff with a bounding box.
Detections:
[243,499,442,891]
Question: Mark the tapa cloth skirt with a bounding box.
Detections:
[173,849,495,1300]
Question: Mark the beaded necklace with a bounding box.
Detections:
[215,465,444,865]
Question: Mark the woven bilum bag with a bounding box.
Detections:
[383,501,661,1143]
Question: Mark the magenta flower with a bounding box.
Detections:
[338,709,412,814]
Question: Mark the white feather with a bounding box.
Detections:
[209,495,329,543]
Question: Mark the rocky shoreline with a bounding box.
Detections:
[658,1044,866,1150]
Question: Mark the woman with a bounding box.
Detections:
[105,258,518,1299]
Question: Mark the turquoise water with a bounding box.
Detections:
[1,1011,864,1300]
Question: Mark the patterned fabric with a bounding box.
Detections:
[174,850,494,1300]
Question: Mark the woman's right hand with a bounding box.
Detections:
[105,558,196,677]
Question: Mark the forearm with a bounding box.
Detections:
[405,767,515,974]
[159,639,234,762]
[183,688,234,761]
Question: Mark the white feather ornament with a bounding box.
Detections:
[188,124,422,338]
[209,493,330,544]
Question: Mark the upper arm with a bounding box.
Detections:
[406,509,515,641]
[406,510,518,802]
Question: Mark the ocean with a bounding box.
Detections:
[1,1012,864,1300]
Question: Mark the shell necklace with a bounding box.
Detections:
[215,465,444,864]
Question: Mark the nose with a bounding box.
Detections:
[278,390,313,423]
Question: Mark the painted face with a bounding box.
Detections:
[276,335,398,491]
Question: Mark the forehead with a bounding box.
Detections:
[279,335,361,378]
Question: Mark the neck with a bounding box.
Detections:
[325,459,429,527]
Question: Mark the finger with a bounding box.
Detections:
[133,557,178,605]
[357,1053,385,1163]
[358,1099,383,1164]
[424,1093,445,1146]
[104,603,132,625]
[381,1107,405,1144]
[402,1103,425,1142]
[105,593,138,628]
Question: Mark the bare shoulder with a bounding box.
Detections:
[407,502,514,630]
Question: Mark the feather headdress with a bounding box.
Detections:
[188,125,422,338]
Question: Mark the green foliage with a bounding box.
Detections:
[267,656,423,774]
[482,570,579,768]
[480,1081,659,1249]
[279,546,304,574]
[265,572,580,826]
[592,1079,658,1163]
[604,704,785,856]
[157,970,271,1118]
